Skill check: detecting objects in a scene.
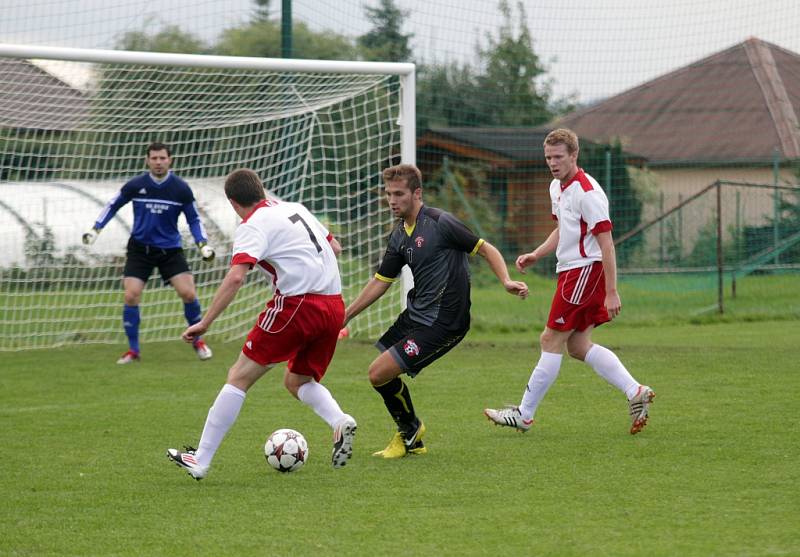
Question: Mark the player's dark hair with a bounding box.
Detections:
[147,142,171,158]
[225,168,267,206]
[382,164,422,192]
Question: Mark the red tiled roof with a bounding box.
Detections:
[555,38,800,165]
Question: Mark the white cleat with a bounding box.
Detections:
[331,415,357,468]
[628,385,655,435]
[167,446,209,480]
[193,340,213,361]
[484,405,533,432]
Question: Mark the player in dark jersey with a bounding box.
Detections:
[344,163,529,458]
[82,142,216,364]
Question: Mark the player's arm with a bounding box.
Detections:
[477,240,528,299]
[595,231,621,318]
[183,199,215,262]
[82,188,131,245]
[344,277,393,326]
[182,263,249,343]
[516,226,559,273]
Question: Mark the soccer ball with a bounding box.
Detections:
[264,428,308,472]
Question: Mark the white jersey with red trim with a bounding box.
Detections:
[230,199,341,296]
[550,168,613,273]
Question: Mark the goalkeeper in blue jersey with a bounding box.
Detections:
[82,142,216,364]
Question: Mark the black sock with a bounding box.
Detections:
[373,377,418,434]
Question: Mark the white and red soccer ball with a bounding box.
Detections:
[264,428,308,472]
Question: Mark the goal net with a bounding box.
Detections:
[0,45,415,350]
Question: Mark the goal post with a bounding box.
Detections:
[0,43,415,350]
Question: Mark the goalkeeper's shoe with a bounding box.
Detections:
[193,340,213,361]
[628,385,655,435]
[116,350,140,365]
[167,446,208,480]
[331,414,357,468]
[483,405,533,432]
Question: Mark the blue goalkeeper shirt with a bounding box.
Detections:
[94,171,207,249]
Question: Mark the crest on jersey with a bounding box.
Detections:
[403,339,420,357]
[414,236,425,248]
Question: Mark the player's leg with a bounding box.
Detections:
[285,370,347,427]
[487,267,589,430]
[369,350,424,458]
[516,327,568,424]
[571,326,639,396]
[167,352,273,479]
[279,294,356,467]
[374,321,468,456]
[168,265,212,360]
[571,328,654,434]
[485,326,568,430]
[567,263,654,434]
[285,370,357,468]
[118,240,154,363]
[119,276,145,363]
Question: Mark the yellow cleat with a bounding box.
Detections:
[373,421,427,458]
[373,432,407,458]
[408,441,427,455]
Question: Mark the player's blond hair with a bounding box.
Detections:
[382,163,422,191]
[225,168,267,206]
[544,128,579,155]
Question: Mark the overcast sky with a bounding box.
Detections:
[2,0,800,102]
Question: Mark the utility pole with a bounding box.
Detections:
[281,0,292,58]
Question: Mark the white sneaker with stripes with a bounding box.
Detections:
[628,386,655,435]
[167,446,208,480]
[483,405,533,432]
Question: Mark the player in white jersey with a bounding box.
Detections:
[167,169,356,480]
[484,129,655,435]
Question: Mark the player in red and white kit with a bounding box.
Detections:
[167,169,356,480]
[484,128,655,435]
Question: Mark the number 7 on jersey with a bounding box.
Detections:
[289,213,323,253]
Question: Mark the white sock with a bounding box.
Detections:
[519,352,563,421]
[297,381,346,429]
[584,344,640,400]
[195,384,246,467]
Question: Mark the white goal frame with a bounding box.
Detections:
[0,43,416,164]
[0,43,415,350]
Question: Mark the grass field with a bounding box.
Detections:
[2,316,798,555]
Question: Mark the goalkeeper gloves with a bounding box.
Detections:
[198,242,216,262]
[82,227,99,245]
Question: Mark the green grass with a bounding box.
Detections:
[2,319,798,556]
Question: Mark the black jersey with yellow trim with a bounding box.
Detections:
[376,205,481,330]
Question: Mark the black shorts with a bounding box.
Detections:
[376,310,469,377]
[123,238,191,284]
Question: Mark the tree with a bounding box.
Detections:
[215,16,357,60]
[474,0,552,126]
[252,0,272,23]
[115,23,207,54]
[415,1,558,130]
[415,63,473,130]
[357,0,413,62]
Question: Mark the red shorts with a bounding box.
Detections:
[547,262,610,332]
[242,293,345,382]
